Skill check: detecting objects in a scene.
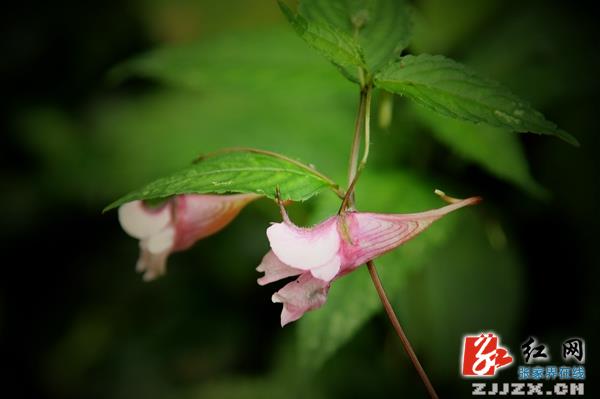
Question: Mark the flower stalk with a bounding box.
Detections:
[366,261,439,399]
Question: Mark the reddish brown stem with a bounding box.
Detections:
[366,261,439,399]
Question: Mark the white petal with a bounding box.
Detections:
[266,218,340,270]
[146,226,175,254]
[118,201,172,239]
[309,254,341,281]
[136,241,170,281]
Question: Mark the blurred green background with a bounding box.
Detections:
[2,0,598,397]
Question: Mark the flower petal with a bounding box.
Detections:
[266,217,340,271]
[256,250,303,286]
[136,240,170,281]
[310,254,341,281]
[173,194,260,251]
[345,196,481,267]
[272,272,330,326]
[118,201,171,239]
[146,226,175,254]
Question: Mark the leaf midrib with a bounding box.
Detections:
[160,166,325,181]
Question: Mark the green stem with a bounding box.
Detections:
[347,90,367,195]
[359,86,372,170]
[343,85,371,211]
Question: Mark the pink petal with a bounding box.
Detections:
[271,272,330,326]
[266,216,341,273]
[173,194,260,251]
[118,201,172,240]
[344,196,481,268]
[256,250,303,286]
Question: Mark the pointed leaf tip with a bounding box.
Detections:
[375,54,577,146]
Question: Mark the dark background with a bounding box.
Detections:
[1,0,598,397]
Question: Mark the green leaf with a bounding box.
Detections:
[110,27,349,93]
[104,148,342,212]
[278,1,366,83]
[297,171,476,370]
[411,104,547,197]
[299,0,413,72]
[374,54,579,146]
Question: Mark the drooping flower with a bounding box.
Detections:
[257,193,481,326]
[119,193,260,281]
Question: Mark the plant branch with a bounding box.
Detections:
[367,261,439,399]
[343,85,371,212]
[347,90,367,197]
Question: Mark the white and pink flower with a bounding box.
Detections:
[257,195,481,326]
[119,193,259,281]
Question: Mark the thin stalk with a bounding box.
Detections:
[345,85,439,399]
[367,261,439,399]
[359,86,372,170]
[338,167,362,215]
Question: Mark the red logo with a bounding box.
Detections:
[461,332,513,377]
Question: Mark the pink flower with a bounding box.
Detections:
[119,193,259,281]
[257,194,481,326]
